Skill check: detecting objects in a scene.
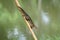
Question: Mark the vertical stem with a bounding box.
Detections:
[15,0,38,40]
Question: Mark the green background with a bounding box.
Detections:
[0,0,60,40]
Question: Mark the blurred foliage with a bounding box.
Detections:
[0,0,60,40]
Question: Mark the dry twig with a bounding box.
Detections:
[15,0,38,40]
